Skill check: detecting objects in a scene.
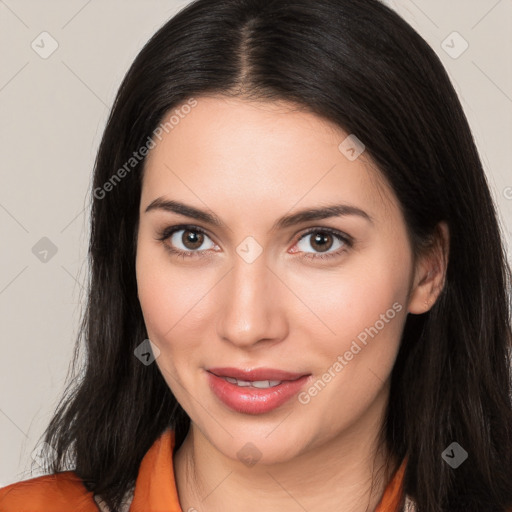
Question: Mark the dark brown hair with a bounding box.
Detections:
[37,0,512,510]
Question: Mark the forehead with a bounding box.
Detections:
[140,96,397,225]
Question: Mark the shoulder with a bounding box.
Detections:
[0,471,98,511]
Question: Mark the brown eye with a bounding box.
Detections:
[297,230,344,254]
[156,226,217,257]
[294,228,352,261]
[181,230,205,250]
[167,228,215,253]
[309,232,334,252]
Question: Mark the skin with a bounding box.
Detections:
[135,96,449,512]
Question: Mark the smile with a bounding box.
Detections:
[206,367,312,415]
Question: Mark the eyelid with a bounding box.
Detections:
[155,223,218,251]
[155,223,353,261]
[296,226,353,246]
[293,227,353,261]
[156,223,212,239]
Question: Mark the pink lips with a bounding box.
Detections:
[206,367,312,415]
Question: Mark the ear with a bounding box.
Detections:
[407,221,450,314]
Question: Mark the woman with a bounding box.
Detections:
[1,0,511,510]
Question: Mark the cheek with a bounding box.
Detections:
[292,265,407,432]
[136,249,178,336]
[135,252,206,399]
[290,255,409,353]
[289,239,411,404]
[135,241,216,358]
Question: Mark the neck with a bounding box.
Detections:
[173,388,399,512]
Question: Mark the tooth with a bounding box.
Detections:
[252,380,282,388]
[222,377,283,388]
[251,380,271,388]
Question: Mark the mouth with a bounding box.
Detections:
[207,367,308,387]
[206,367,312,414]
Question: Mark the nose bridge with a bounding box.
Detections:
[216,249,287,347]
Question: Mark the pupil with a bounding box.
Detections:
[312,232,332,252]
[183,230,203,249]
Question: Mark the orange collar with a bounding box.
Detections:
[129,428,182,511]
[375,455,408,511]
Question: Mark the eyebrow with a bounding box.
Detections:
[144,197,374,230]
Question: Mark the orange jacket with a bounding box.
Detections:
[0,428,406,511]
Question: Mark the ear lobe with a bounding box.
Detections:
[407,222,449,315]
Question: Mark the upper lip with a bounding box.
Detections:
[207,367,310,381]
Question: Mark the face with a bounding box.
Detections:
[135,96,417,465]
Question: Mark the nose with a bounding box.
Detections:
[215,253,289,350]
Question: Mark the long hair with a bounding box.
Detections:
[37,0,512,510]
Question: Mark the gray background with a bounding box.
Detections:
[0,0,511,487]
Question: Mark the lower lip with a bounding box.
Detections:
[206,371,311,415]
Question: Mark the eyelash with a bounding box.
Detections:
[155,224,353,262]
